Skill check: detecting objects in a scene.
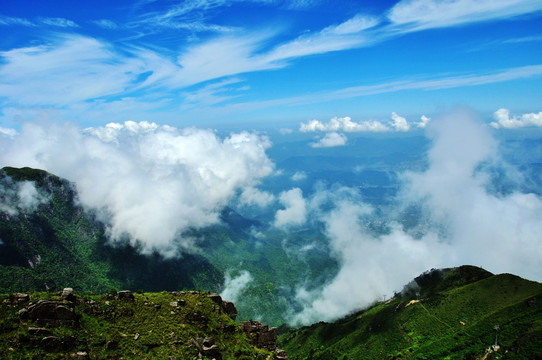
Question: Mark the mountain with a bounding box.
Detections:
[0,166,222,294]
[0,166,338,326]
[278,265,542,359]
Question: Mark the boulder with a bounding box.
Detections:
[28,327,52,336]
[117,290,135,302]
[241,320,286,355]
[221,300,238,320]
[11,293,30,304]
[40,336,62,352]
[22,300,79,328]
[207,293,222,304]
[61,288,76,302]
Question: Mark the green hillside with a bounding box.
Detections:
[0,166,222,294]
[0,166,338,326]
[0,289,285,359]
[278,266,542,359]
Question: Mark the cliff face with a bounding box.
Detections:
[1,289,287,359]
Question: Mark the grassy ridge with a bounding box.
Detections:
[278,267,542,359]
[0,290,276,359]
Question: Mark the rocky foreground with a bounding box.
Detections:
[1,289,287,359]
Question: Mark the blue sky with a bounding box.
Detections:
[0,0,541,130]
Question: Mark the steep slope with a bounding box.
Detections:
[278,266,542,359]
[0,166,222,293]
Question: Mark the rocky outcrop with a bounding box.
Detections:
[19,300,79,328]
[117,290,135,302]
[241,320,287,359]
[207,293,238,320]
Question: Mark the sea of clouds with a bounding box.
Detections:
[1,109,542,325]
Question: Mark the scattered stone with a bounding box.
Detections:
[202,344,221,360]
[105,340,118,350]
[117,290,135,302]
[207,293,222,304]
[28,327,52,336]
[12,293,30,304]
[221,301,238,320]
[71,351,90,359]
[22,300,79,328]
[18,308,29,320]
[134,333,140,341]
[154,304,161,310]
[40,336,62,352]
[275,349,288,360]
[61,288,77,302]
[241,320,286,355]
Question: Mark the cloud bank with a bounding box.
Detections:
[291,109,542,325]
[300,114,429,133]
[0,120,274,255]
[490,108,542,129]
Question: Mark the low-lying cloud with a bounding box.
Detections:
[0,120,274,255]
[274,188,307,228]
[311,132,347,148]
[291,109,542,325]
[220,270,253,303]
[300,114,430,133]
[490,108,542,129]
[0,176,49,216]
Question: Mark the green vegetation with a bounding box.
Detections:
[278,266,542,359]
[0,290,276,359]
[0,167,222,294]
[199,225,338,326]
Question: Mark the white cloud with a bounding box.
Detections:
[0,35,148,106]
[311,132,347,148]
[0,16,35,27]
[390,112,410,132]
[417,115,431,128]
[0,177,49,216]
[40,17,79,28]
[291,171,307,181]
[388,0,542,31]
[0,120,274,255]
[291,108,542,325]
[0,127,17,137]
[239,186,275,207]
[300,116,390,133]
[274,188,307,228]
[266,13,379,63]
[322,14,380,35]
[490,108,542,129]
[93,19,119,29]
[220,270,253,303]
[279,128,293,135]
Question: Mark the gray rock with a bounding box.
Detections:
[117,290,135,302]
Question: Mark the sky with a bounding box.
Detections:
[0,0,541,129]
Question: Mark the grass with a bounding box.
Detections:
[0,290,277,359]
[278,268,542,360]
